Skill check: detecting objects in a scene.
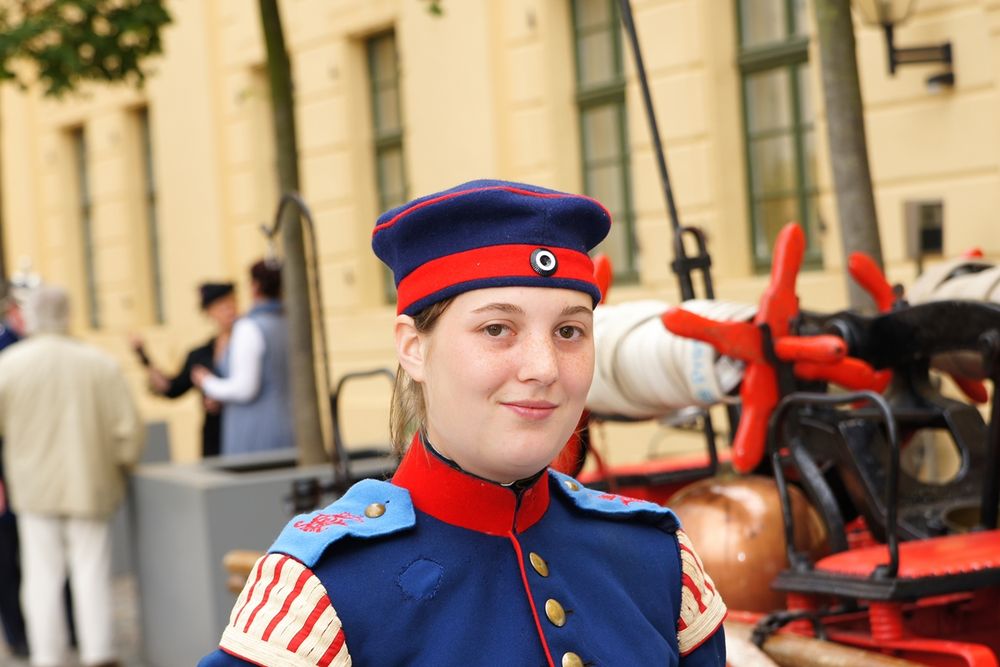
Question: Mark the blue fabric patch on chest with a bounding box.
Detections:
[269,478,416,568]
[548,470,681,531]
[396,557,444,601]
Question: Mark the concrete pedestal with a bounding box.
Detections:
[131,449,393,667]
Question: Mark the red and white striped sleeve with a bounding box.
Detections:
[219,553,351,667]
[676,529,727,656]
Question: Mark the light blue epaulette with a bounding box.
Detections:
[269,478,415,568]
[548,470,680,532]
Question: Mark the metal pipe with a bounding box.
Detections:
[261,193,347,484]
[617,0,680,236]
[727,621,925,667]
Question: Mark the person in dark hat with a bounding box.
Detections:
[132,282,237,458]
[199,180,727,666]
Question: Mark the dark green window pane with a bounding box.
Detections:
[793,0,808,37]
[576,30,618,87]
[745,69,792,133]
[753,196,799,257]
[739,0,787,48]
[374,86,400,134]
[574,0,611,30]
[581,105,623,164]
[585,162,625,215]
[595,224,632,275]
[369,34,400,135]
[749,135,796,195]
[585,161,630,272]
[370,34,398,84]
[376,146,406,211]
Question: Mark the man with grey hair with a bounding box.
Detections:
[0,286,144,667]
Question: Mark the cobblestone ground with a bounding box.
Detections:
[0,575,145,667]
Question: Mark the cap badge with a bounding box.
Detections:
[530,248,558,277]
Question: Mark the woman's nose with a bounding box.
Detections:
[517,333,559,385]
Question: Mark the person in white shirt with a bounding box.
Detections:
[192,260,294,455]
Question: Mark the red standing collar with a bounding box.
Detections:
[391,436,550,536]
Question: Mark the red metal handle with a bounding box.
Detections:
[730,363,778,474]
[793,357,878,390]
[774,335,846,364]
[848,252,895,313]
[660,308,763,364]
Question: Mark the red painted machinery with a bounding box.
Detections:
[574,223,1000,666]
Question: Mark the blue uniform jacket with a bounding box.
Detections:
[200,439,726,666]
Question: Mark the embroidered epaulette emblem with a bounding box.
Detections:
[549,470,680,531]
[270,478,415,568]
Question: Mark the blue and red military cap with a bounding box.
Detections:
[372,179,612,315]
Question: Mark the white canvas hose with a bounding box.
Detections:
[908,258,1000,305]
[587,299,757,420]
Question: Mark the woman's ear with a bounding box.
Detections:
[395,315,426,382]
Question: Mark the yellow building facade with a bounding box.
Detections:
[2,0,999,462]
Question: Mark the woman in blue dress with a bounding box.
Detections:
[199,180,727,666]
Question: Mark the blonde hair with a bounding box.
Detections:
[389,298,453,453]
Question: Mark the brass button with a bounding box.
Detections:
[562,652,583,667]
[364,502,386,518]
[545,598,566,627]
[529,552,549,577]
[563,480,579,491]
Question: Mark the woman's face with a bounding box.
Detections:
[205,294,238,332]
[404,286,595,483]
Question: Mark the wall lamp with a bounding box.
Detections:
[853,0,954,88]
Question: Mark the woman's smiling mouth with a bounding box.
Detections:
[501,400,559,420]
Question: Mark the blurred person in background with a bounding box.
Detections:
[0,286,144,667]
[0,288,28,658]
[132,282,237,458]
[192,260,294,455]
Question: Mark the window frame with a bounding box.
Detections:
[571,0,638,284]
[736,0,821,271]
[367,30,408,302]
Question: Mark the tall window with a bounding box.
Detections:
[572,0,637,282]
[737,0,820,269]
[137,107,165,324]
[72,128,100,328]
[368,31,407,301]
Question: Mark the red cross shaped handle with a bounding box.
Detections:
[848,251,988,404]
[661,223,879,473]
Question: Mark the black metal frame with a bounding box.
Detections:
[765,302,1000,604]
[882,22,953,86]
[769,391,902,576]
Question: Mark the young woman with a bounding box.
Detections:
[199,180,727,666]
